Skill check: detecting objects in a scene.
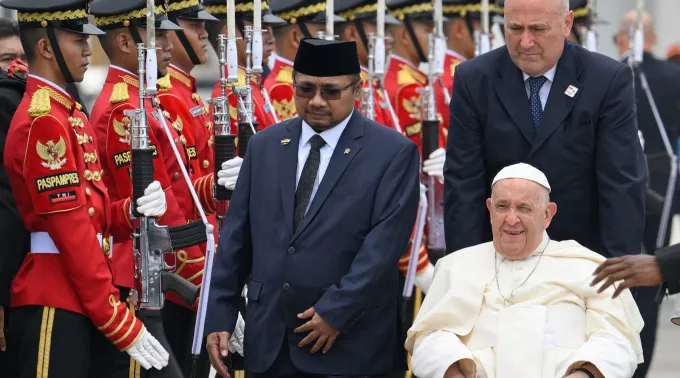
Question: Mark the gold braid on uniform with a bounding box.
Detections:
[442,3,504,17]
[95,5,165,26]
[166,0,200,12]
[276,2,326,24]
[572,7,590,19]
[18,9,87,22]
[339,3,377,20]
[206,2,270,15]
[390,3,432,21]
[110,83,130,104]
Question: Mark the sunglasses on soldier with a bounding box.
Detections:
[293,80,359,100]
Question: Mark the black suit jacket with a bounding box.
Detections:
[656,243,680,294]
[632,52,680,204]
[0,71,28,307]
[444,41,646,258]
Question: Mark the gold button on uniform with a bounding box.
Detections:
[86,188,91,196]
[173,172,180,181]
[88,207,95,217]
[202,160,209,169]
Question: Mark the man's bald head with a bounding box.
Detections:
[615,10,655,55]
[505,0,569,16]
[620,10,654,36]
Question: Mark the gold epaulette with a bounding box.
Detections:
[110,82,129,104]
[397,64,427,86]
[28,88,51,117]
[275,66,293,85]
[157,75,172,91]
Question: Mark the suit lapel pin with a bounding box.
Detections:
[281,138,291,146]
[565,85,578,98]
[344,148,350,155]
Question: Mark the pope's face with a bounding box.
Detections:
[486,178,556,260]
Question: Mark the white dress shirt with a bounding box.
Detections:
[295,110,353,213]
[522,65,557,111]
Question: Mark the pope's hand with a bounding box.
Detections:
[135,181,167,217]
[125,328,169,370]
[422,148,445,183]
[228,312,245,356]
[217,157,243,190]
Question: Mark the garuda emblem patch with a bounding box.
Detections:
[37,136,67,170]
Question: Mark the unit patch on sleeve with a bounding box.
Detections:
[114,144,159,168]
[49,190,78,204]
[35,171,80,193]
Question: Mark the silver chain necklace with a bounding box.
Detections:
[493,240,550,306]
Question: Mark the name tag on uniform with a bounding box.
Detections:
[190,106,204,117]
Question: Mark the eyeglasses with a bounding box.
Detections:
[293,80,359,100]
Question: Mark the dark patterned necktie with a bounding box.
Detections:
[528,76,547,130]
[294,134,327,231]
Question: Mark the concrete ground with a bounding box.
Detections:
[645,299,680,378]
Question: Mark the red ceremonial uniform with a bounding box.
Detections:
[155,77,216,222]
[89,66,206,307]
[262,55,297,121]
[4,75,143,350]
[382,56,440,277]
[164,64,218,239]
[211,66,278,150]
[356,66,400,131]
[383,55,449,152]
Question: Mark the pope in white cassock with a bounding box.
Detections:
[405,163,644,378]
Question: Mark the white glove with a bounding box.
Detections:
[136,181,166,217]
[125,328,170,370]
[414,262,435,294]
[422,148,445,183]
[638,130,645,150]
[217,157,243,190]
[228,312,245,356]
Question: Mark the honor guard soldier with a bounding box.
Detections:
[567,0,605,48]
[335,0,401,131]
[205,0,286,133]
[384,0,448,150]
[440,0,503,93]
[265,0,346,121]
[88,0,240,375]
[0,0,171,375]
[160,0,220,241]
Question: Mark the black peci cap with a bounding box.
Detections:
[294,37,360,76]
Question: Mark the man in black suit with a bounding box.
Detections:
[443,0,645,259]
[611,10,680,377]
[205,38,419,378]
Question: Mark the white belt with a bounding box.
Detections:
[31,232,113,257]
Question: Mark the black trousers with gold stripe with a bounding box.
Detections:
[9,305,113,378]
